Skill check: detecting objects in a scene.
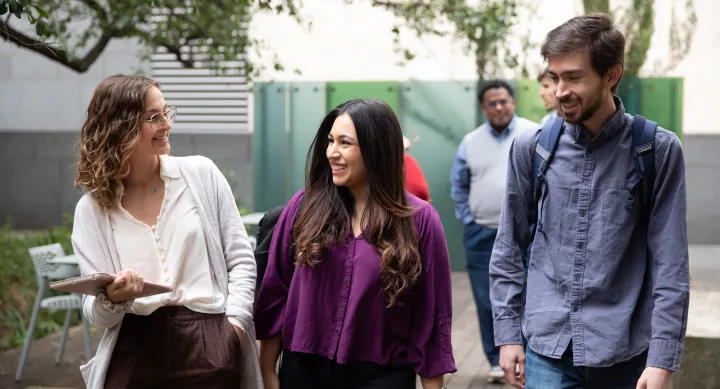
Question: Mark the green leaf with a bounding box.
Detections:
[35,20,46,37]
[32,4,49,19]
[11,1,22,18]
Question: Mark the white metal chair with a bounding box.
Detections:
[14,243,92,382]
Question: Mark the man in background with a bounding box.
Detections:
[450,79,538,383]
[538,68,559,126]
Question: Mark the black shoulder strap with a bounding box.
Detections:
[530,117,564,231]
[628,115,657,215]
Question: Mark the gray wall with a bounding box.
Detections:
[0,132,253,229]
[0,35,255,229]
[1,132,719,244]
[684,135,720,244]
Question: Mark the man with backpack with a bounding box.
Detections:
[489,13,689,389]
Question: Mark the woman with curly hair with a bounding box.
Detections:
[71,74,260,389]
[254,99,457,389]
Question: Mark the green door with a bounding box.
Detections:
[640,78,683,139]
[253,82,327,212]
[514,79,548,123]
[399,80,477,271]
[326,82,401,113]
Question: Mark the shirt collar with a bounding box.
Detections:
[114,154,179,202]
[159,154,180,179]
[565,96,627,143]
[487,115,517,139]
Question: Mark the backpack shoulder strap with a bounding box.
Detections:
[529,117,564,238]
[630,115,657,213]
[533,117,564,180]
[532,117,564,209]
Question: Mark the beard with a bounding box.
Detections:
[559,89,604,124]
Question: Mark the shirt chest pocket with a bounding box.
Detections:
[601,179,639,227]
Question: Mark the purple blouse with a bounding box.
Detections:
[254,189,457,378]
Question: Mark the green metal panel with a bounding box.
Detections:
[640,78,683,139]
[399,80,477,271]
[326,81,401,114]
[617,76,642,115]
[252,82,290,212]
[515,79,548,123]
[288,82,327,195]
[476,79,518,126]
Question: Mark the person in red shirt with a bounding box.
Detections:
[403,136,430,202]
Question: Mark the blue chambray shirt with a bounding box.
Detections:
[489,98,690,371]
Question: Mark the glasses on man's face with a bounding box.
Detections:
[142,106,177,130]
[485,99,510,109]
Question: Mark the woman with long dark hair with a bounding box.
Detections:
[254,99,456,389]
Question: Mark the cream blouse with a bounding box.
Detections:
[109,155,240,327]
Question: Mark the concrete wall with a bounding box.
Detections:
[0,132,253,229]
[0,35,253,229]
[684,136,720,244]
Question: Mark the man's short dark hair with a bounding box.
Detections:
[478,79,514,104]
[540,12,625,93]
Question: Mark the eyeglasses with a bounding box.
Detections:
[485,99,511,108]
[141,106,177,130]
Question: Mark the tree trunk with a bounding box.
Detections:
[624,0,655,76]
[583,0,610,13]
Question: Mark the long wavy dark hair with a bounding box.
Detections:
[293,99,421,307]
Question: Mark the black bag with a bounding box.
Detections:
[253,197,304,300]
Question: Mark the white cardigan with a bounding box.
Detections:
[71,155,262,389]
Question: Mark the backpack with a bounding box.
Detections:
[529,115,657,241]
[253,197,303,300]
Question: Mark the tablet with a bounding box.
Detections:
[50,272,173,298]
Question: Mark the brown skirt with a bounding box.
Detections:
[104,306,242,389]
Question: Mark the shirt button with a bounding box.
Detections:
[577,242,585,249]
[574,274,581,282]
[579,210,586,217]
[572,306,579,313]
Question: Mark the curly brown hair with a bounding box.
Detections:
[294,99,421,308]
[75,74,160,211]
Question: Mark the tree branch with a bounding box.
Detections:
[371,0,459,14]
[129,27,196,68]
[0,19,113,73]
[79,0,109,23]
[371,0,424,11]
[163,43,195,68]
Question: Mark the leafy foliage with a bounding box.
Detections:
[0,0,301,77]
[582,0,697,76]
[0,217,74,352]
[372,0,524,79]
